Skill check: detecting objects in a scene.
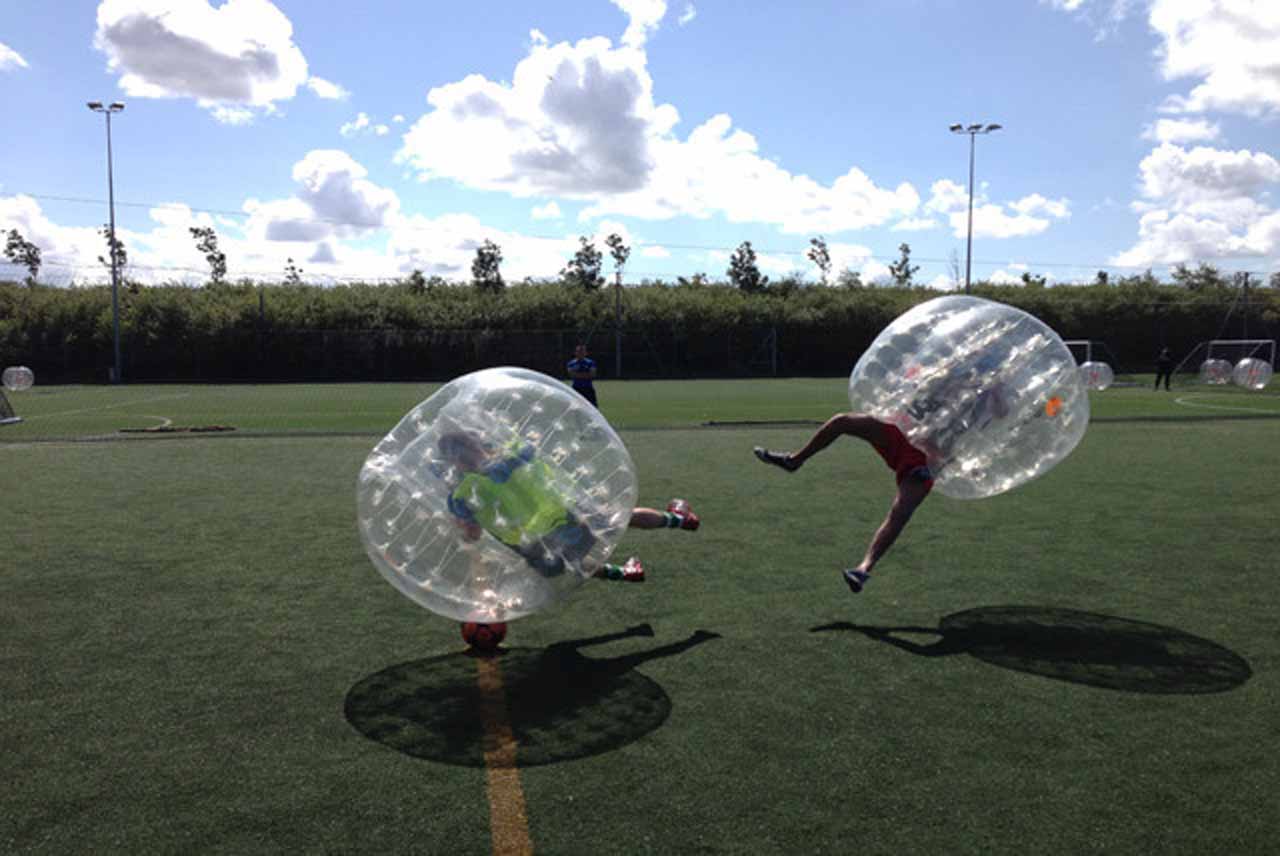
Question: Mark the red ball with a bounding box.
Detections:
[460,621,507,652]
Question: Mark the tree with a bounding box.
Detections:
[1021,271,1047,288]
[1270,271,1280,289]
[98,224,127,274]
[188,226,227,285]
[1095,270,1110,286]
[561,236,604,291]
[605,233,630,283]
[284,257,303,285]
[807,237,832,285]
[4,229,41,286]
[727,241,768,292]
[471,239,504,293]
[407,269,427,295]
[1171,262,1226,291]
[887,242,918,287]
[835,268,865,288]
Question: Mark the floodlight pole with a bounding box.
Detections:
[89,101,125,384]
[949,122,1001,293]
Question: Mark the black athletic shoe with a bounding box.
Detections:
[843,569,870,594]
[753,447,800,472]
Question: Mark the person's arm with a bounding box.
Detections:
[447,492,484,541]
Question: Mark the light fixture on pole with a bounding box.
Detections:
[949,122,1001,292]
[88,100,126,384]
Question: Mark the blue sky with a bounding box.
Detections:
[1,0,1278,287]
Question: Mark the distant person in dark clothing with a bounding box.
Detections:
[1154,348,1174,390]
[567,343,598,407]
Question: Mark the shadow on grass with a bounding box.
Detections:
[345,624,719,767]
[811,605,1251,694]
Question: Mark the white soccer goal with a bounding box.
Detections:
[1063,340,1134,385]
[0,389,20,425]
[1175,339,1276,386]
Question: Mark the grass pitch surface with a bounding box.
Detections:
[2,378,1278,854]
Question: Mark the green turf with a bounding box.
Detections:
[3,379,1278,854]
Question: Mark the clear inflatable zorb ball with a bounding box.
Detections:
[848,296,1089,500]
[1200,359,1232,385]
[1232,358,1273,390]
[1078,361,1114,391]
[2,366,34,392]
[357,367,639,623]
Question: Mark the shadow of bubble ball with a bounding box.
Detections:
[848,296,1089,499]
[357,367,638,623]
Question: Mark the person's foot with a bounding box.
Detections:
[754,447,800,472]
[843,569,870,594]
[667,498,700,530]
[619,556,645,582]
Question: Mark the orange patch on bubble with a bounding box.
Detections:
[1045,396,1063,417]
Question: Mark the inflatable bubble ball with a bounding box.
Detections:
[1078,361,1114,391]
[2,366,34,392]
[848,296,1089,500]
[357,367,639,623]
[1233,358,1273,391]
[1199,359,1232,385]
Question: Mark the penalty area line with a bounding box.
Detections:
[1173,394,1280,416]
[476,655,533,856]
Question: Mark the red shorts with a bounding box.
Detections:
[874,424,934,488]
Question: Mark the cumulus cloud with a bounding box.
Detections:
[93,0,312,122]
[677,4,697,26]
[924,180,1071,239]
[1112,142,1280,266]
[0,42,29,70]
[892,217,938,232]
[611,0,668,48]
[531,201,563,220]
[1141,118,1220,144]
[1151,0,1280,117]
[339,112,388,137]
[307,76,349,100]
[397,32,918,235]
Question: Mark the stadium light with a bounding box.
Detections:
[949,121,1001,292]
[88,100,125,383]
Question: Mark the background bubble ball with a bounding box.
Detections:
[357,367,639,623]
[2,366,34,392]
[1199,359,1232,385]
[848,295,1089,500]
[1232,358,1273,391]
[1078,361,1114,391]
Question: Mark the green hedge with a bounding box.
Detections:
[1,278,1275,382]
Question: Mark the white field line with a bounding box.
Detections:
[22,392,191,419]
[1173,393,1280,415]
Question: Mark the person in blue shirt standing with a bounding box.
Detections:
[567,342,599,407]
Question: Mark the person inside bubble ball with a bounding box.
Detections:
[438,430,699,583]
[753,414,933,595]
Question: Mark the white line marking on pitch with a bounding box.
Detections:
[1173,394,1280,415]
[22,392,192,419]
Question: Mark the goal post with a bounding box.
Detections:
[0,388,20,425]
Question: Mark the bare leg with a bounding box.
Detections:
[787,412,886,468]
[628,507,665,529]
[855,474,931,575]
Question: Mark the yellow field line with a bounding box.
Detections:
[476,655,533,856]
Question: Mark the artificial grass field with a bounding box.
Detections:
[2,378,1278,855]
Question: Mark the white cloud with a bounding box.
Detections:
[340,112,371,137]
[1151,0,1280,117]
[397,33,918,235]
[93,0,310,122]
[0,42,29,70]
[307,76,349,100]
[892,217,938,231]
[531,201,563,220]
[1141,118,1220,144]
[211,105,255,125]
[925,180,1070,239]
[640,244,670,258]
[1112,142,1280,266]
[677,4,697,26]
[387,213,575,280]
[611,0,668,48]
[392,114,405,123]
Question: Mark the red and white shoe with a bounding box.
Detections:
[619,556,645,582]
[667,499,700,530]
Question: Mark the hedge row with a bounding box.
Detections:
[1,278,1275,382]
